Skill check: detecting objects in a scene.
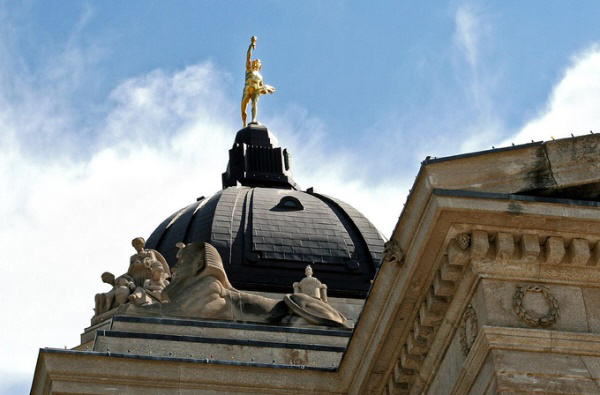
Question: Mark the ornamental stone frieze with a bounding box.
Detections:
[384,228,600,394]
[446,230,600,267]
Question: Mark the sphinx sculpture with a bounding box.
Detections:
[93,240,350,328]
[146,242,289,323]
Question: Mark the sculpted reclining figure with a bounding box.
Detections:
[127,242,349,328]
[94,272,136,316]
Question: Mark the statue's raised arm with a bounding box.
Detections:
[246,36,256,72]
[241,36,275,127]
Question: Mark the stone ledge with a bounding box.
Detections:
[433,188,600,208]
[32,348,342,395]
[110,314,352,337]
[95,330,347,353]
[41,347,339,371]
[452,326,600,394]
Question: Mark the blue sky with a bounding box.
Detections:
[6,1,600,166]
[2,1,600,393]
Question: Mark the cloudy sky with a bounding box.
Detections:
[2,1,600,392]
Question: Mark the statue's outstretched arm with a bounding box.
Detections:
[246,36,256,71]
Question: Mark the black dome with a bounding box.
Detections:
[145,124,385,298]
[146,187,384,298]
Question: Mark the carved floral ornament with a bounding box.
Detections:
[512,284,559,328]
[456,233,471,250]
[459,304,478,356]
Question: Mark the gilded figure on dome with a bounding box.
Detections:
[241,36,276,127]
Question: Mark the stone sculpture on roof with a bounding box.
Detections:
[91,237,172,324]
[129,259,170,306]
[91,239,350,328]
[127,237,170,286]
[285,265,348,327]
[293,265,329,302]
[94,272,135,316]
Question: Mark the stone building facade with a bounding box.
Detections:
[32,130,600,394]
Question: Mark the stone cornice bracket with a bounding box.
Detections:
[448,230,491,265]
[467,230,600,286]
[386,232,479,393]
[383,239,405,266]
[450,230,600,268]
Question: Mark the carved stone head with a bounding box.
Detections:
[131,237,145,252]
[101,271,115,286]
[305,265,313,277]
[149,260,165,280]
[167,242,234,300]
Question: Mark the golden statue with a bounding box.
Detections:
[241,36,275,127]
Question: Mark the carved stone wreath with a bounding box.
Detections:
[512,285,559,328]
[459,304,478,356]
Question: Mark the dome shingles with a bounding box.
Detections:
[146,186,384,298]
[250,188,353,265]
[315,193,385,265]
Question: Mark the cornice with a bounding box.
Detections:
[348,191,600,395]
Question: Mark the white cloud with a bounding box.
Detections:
[0,32,405,393]
[0,63,233,386]
[454,5,480,69]
[504,46,600,145]
[453,4,504,153]
[452,7,600,152]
